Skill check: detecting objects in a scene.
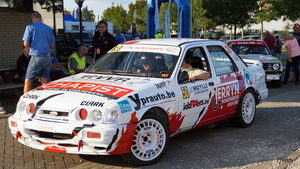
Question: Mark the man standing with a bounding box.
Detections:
[263,31,275,55]
[292,23,300,46]
[93,20,117,61]
[68,46,92,75]
[115,28,126,44]
[22,12,55,93]
[154,29,166,38]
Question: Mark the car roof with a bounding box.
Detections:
[122,38,219,47]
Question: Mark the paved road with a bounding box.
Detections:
[1,67,300,169]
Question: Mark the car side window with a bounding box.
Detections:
[188,47,211,73]
[207,46,237,76]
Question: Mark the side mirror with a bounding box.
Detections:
[178,71,189,84]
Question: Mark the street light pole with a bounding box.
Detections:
[75,0,85,46]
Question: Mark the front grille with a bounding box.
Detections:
[43,110,69,117]
[32,130,74,139]
[262,63,271,70]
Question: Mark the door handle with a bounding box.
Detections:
[208,82,214,86]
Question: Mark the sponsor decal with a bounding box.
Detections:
[180,86,190,99]
[75,75,131,83]
[37,82,134,98]
[223,44,233,53]
[213,83,240,110]
[228,41,265,45]
[117,100,132,113]
[128,91,176,110]
[244,69,253,86]
[111,45,123,52]
[50,111,58,116]
[166,47,180,55]
[189,83,209,95]
[155,81,167,89]
[22,94,40,100]
[183,99,209,110]
[80,101,104,107]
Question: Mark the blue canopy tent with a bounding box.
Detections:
[64,14,78,22]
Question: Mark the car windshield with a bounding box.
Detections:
[86,51,178,78]
[230,44,270,55]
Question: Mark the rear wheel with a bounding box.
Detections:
[121,113,169,165]
[229,89,256,127]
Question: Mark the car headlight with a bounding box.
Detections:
[104,109,119,123]
[18,101,27,112]
[92,109,102,121]
[272,63,280,70]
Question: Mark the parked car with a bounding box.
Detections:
[226,40,283,87]
[8,39,268,165]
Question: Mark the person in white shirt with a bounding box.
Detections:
[181,51,210,82]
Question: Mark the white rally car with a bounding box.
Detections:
[8,39,268,165]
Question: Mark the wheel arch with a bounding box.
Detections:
[142,106,169,128]
[245,87,259,104]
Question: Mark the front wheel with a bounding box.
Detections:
[272,77,282,88]
[229,89,257,127]
[121,113,169,166]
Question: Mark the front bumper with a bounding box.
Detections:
[8,115,136,155]
[266,73,282,82]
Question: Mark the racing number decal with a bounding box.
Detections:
[111,46,123,52]
[181,86,190,99]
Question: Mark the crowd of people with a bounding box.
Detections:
[261,26,300,85]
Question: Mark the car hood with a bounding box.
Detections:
[22,73,164,110]
[239,54,281,62]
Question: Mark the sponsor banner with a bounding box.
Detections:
[227,41,265,45]
[108,45,180,55]
[37,82,134,98]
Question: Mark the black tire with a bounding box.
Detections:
[272,78,281,88]
[120,113,169,166]
[229,89,257,127]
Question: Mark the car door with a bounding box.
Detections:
[204,45,242,118]
[177,46,217,131]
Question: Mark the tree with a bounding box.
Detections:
[202,0,258,39]
[102,5,130,33]
[126,0,148,33]
[191,0,215,38]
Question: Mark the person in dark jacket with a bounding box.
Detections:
[16,46,31,80]
[93,20,117,61]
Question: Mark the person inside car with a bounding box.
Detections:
[139,54,159,75]
[181,51,210,82]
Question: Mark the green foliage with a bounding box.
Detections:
[102,5,130,33]
[65,0,300,37]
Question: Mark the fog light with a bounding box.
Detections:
[87,132,101,138]
[11,121,17,127]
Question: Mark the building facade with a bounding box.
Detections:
[0,0,64,67]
